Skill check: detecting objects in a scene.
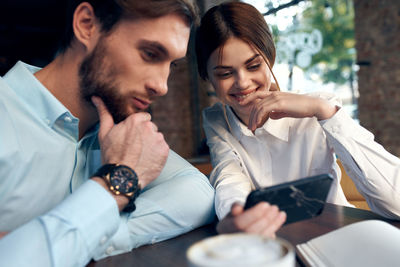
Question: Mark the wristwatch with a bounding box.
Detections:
[93,164,141,212]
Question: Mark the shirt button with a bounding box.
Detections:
[64,116,72,123]
[332,126,339,133]
[106,246,115,255]
[45,119,50,125]
[100,236,107,245]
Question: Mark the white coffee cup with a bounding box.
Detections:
[187,233,294,267]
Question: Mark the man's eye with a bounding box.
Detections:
[142,50,158,61]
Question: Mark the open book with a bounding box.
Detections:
[296,220,400,267]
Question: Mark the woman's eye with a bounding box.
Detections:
[215,71,232,79]
[248,64,261,71]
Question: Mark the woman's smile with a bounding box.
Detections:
[231,88,258,102]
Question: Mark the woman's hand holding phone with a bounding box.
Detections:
[216,202,286,238]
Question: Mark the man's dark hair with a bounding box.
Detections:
[59,0,199,53]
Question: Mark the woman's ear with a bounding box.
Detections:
[72,2,100,51]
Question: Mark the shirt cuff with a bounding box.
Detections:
[216,196,247,220]
[319,107,373,141]
[43,180,120,259]
[92,213,131,260]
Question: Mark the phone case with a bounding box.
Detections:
[244,174,333,225]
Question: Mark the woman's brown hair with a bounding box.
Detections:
[195,1,278,88]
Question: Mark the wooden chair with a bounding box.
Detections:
[338,160,370,210]
[188,157,213,177]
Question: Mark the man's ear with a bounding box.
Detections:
[72,2,100,51]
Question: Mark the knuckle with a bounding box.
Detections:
[271,91,279,98]
[163,143,170,151]
[130,112,150,124]
[150,122,158,130]
[156,132,166,142]
[258,202,270,210]
[160,140,169,150]
[163,146,170,156]
[143,121,153,130]
[270,205,279,213]
[269,205,279,217]
[279,211,287,221]
[233,220,244,231]
[125,114,138,126]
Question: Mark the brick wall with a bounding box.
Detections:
[354,0,400,156]
[151,57,196,158]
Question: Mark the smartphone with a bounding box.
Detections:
[244,174,333,225]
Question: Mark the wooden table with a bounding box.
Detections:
[88,204,400,267]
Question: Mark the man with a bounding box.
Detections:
[0,1,215,266]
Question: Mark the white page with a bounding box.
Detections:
[296,220,400,267]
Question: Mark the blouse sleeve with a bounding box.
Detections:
[203,107,252,219]
[320,107,400,219]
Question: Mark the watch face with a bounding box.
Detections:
[110,166,137,194]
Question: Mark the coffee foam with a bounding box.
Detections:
[187,233,294,267]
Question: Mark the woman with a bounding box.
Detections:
[195,2,400,236]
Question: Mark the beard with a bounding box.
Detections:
[79,39,129,124]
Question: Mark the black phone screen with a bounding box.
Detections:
[244,174,333,225]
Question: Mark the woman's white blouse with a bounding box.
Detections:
[203,92,400,220]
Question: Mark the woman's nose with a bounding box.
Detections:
[235,70,250,90]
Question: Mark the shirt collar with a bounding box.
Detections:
[3,61,70,128]
[225,104,290,142]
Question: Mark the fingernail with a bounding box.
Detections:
[91,96,99,107]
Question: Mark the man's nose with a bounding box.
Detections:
[146,66,169,97]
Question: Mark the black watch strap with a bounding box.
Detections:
[93,164,141,213]
[123,192,139,212]
[123,183,141,213]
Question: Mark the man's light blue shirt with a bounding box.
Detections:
[0,62,215,266]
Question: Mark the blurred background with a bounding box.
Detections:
[1,0,399,161]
